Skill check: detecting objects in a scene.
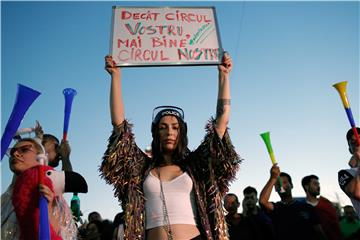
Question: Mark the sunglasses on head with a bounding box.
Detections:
[7,144,35,157]
[152,106,185,124]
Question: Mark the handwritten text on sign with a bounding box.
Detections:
[110,7,222,66]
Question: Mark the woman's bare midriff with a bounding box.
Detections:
[146,224,200,240]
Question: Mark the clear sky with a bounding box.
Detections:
[1,1,359,221]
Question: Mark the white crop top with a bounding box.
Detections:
[143,171,198,229]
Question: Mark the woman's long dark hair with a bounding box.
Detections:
[151,115,188,167]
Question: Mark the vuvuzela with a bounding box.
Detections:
[333,81,360,145]
[260,131,284,192]
[62,88,77,141]
[1,84,41,160]
[260,131,277,165]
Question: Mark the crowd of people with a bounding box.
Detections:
[74,179,360,240]
[223,180,360,240]
[1,52,360,240]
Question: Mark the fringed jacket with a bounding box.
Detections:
[100,119,241,240]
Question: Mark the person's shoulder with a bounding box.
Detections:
[316,196,335,208]
[338,168,352,174]
[320,196,336,205]
[338,168,356,176]
[292,200,316,212]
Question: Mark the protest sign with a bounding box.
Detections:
[110,6,223,66]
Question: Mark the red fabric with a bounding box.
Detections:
[12,165,62,240]
[315,196,341,240]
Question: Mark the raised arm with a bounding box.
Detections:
[105,55,124,126]
[259,164,280,212]
[215,52,232,139]
[58,140,73,171]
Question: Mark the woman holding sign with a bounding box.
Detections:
[101,53,240,240]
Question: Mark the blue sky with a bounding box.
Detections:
[1,1,359,221]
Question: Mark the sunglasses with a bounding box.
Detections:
[152,106,185,124]
[7,144,35,157]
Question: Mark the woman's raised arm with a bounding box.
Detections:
[105,55,125,126]
[215,52,233,139]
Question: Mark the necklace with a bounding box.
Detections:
[157,168,174,240]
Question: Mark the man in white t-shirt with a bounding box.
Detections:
[338,127,360,217]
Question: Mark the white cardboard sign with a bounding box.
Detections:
[110,6,223,67]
